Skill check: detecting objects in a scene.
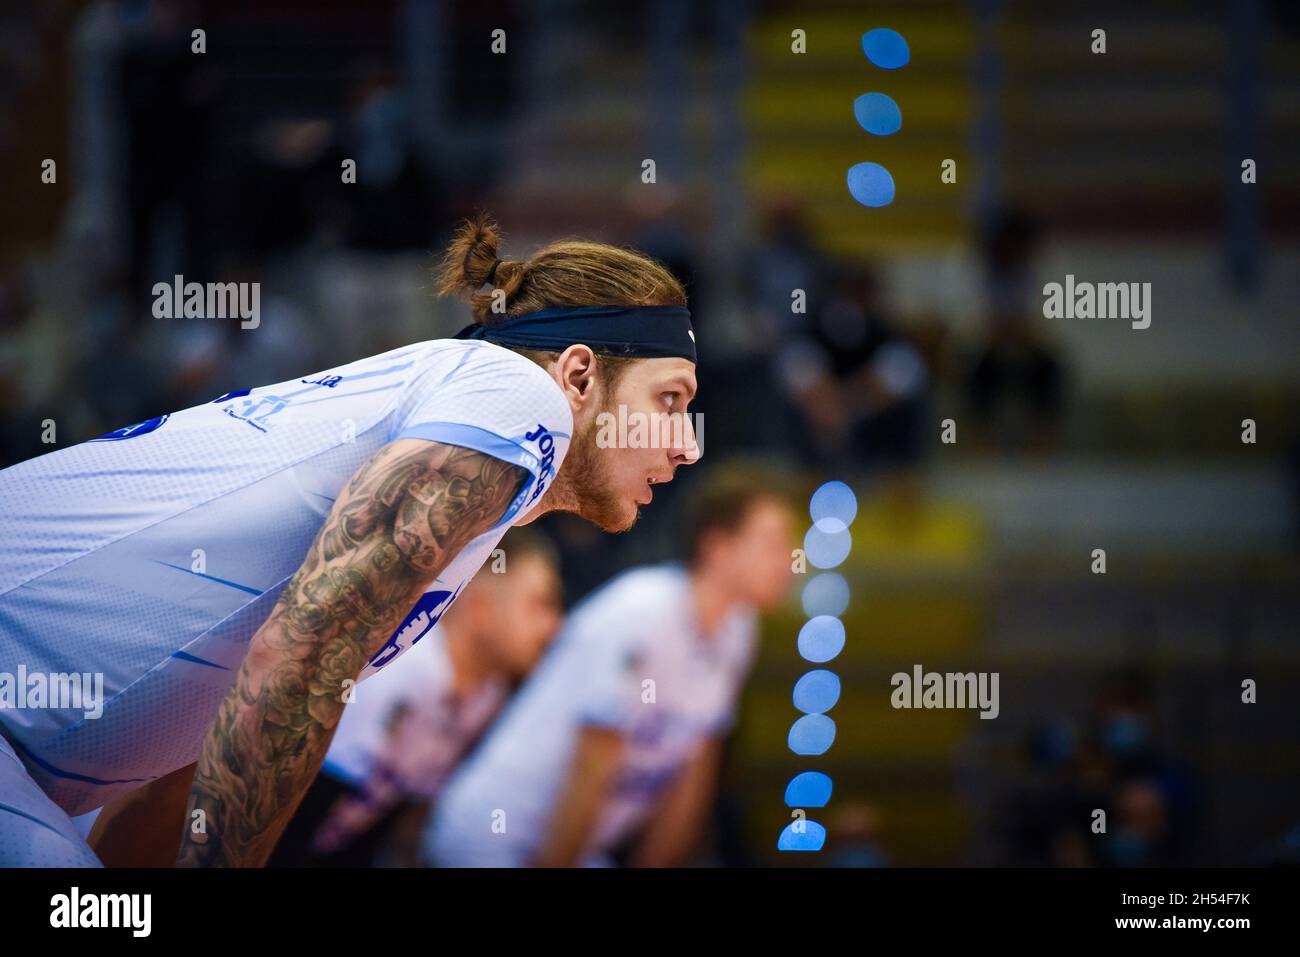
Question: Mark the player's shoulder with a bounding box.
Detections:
[415,339,571,420]
[417,338,553,385]
[582,563,690,619]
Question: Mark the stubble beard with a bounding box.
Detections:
[552,412,638,534]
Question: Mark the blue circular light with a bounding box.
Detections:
[784,771,834,808]
[777,819,827,851]
[801,572,849,617]
[788,713,837,755]
[862,28,910,69]
[797,615,846,663]
[793,669,842,714]
[805,520,852,569]
[848,162,896,208]
[810,480,858,528]
[854,92,902,136]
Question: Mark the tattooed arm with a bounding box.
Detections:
[176,439,526,867]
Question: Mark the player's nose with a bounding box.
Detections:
[669,413,701,467]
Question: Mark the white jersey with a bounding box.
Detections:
[0,339,571,815]
[428,564,756,867]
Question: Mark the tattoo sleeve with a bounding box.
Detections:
[175,440,526,866]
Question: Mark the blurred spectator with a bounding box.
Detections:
[229,117,336,260]
[0,264,64,464]
[963,209,1066,453]
[332,61,439,252]
[776,260,930,471]
[118,0,221,317]
[1004,670,1197,867]
[749,196,827,350]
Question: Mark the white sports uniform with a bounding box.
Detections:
[0,339,570,866]
[427,564,756,867]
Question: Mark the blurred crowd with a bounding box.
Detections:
[0,2,1081,480]
[1006,671,1197,868]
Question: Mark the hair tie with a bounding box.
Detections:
[485,258,503,287]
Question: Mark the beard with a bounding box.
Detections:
[557,413,639,533]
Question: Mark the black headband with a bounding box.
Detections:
[454,304,696,363]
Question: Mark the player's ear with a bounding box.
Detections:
[554,344,598,402]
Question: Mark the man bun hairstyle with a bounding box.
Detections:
[435,211,530,317]
[434,210,687,331]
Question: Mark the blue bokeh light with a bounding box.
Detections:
[805,520,852,569]
[801,572,849,617]
[847,162,896,207]
[788,713,837,755]
[784,771,834,808]
[853,92,902,136]
[797,615,846,663]
[861,27,910,69]
[777,819,827,852]
[793,669,842,714]
[810,480,858,528]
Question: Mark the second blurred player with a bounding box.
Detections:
[428,468,796,867]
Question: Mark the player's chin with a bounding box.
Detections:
[610,495,646,533]
[581,493,641,533]
[611,500,643,533]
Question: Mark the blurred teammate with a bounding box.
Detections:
[428,468,795,867]
[269,529,562,866]
[0,213,699,866]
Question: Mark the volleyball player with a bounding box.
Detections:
[0,213,699,866]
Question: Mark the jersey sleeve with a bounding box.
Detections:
[391,343,573,528]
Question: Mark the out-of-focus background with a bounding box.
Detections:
[2,0,1298,866]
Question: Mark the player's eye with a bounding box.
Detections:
[662,391,680,408]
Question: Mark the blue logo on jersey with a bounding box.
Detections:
[90,414,169,441]
[223,394,290,432]
[367,583,464,671]
[301,375,343,388]
[523,423,557,506]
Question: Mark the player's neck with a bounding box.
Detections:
[689,563,742,639]
[520,470,580,523]
[443,625,494,698]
